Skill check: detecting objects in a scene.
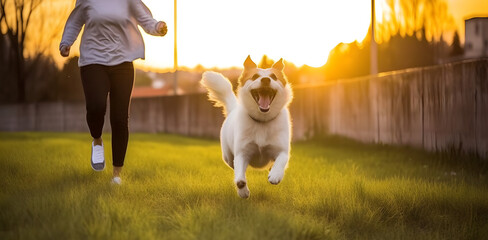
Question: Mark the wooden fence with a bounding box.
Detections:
[1,58,486,157]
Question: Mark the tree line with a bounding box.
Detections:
[322,29,464,81]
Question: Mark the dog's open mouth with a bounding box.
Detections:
[251,87,277,112]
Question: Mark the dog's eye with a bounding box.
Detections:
[251,74,260,80]
[269,73,277,80]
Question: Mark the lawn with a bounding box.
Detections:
[0,132,487,239]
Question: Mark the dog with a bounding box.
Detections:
[200,56,293,198]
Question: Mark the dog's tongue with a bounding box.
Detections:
[258,93,271,110]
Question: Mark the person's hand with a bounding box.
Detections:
[60,45,70,57]
[157,21,167,36]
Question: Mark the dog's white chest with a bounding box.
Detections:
[253,125,270,147]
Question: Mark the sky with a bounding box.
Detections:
[51,0,487,70]
[138,0,373,69]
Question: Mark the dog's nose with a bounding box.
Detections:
[261,77,270,86]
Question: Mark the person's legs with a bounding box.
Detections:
[80,64,110,171]
[107,62,134,178]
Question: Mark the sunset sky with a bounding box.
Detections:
[55,0,487,70]
[139,0,374,69]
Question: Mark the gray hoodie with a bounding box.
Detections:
[60,0,165,67]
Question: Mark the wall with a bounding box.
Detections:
[0,58,486,157]
[464,18,488,58]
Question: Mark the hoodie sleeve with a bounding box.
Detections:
[131,0,164,36]
[59,0,85,49]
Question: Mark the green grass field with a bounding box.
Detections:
[1,132,487,239]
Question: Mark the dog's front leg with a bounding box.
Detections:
[234,154,250,198]
[268,152,289,185]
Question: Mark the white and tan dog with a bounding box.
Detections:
[200,56,293,198]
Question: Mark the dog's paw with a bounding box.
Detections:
[237,187,250,199]
[268,168,284,185]
[236,181,250,198]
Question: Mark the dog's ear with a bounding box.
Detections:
[272,58,284,71]
[244,55,257,69]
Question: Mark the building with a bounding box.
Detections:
[464,17,488,58]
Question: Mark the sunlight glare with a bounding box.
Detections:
[140,0,372,69]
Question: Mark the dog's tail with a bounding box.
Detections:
[200,71,237,116]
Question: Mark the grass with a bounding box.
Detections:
[0,132,487,240]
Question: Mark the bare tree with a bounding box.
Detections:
[0,0,43,102]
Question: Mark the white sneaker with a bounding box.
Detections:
[111,176,122,185]
[91,141,105,171]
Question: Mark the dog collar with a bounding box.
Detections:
[248,113,278,123]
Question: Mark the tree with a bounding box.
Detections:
[324,41,370,80]
[449,31,463,57]
[0,5,16,102]
[0,0,43,102]
[1,0,69,103]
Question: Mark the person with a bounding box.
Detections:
[59,0,167,184]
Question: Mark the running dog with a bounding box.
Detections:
[200,56,293,198]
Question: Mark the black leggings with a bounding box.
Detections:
[80,62,134,167]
